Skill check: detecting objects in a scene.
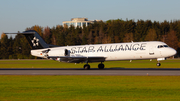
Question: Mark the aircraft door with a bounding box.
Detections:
[149,46,154,55]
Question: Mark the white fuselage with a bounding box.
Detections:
[31,41,177,62]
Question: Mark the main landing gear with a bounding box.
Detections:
[83,62,105,70]
[98,62,104,69]
[84,64,90,70]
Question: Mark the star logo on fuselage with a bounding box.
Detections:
[31,37,39,46]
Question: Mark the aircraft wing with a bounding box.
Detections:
[48,56,106,63]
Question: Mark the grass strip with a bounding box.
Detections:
[0,75,180,101]
[0,59,179,68]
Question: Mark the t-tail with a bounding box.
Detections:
[22,30,49,49]
[6,30,52,49]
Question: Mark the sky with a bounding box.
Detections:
[0,0,180,37]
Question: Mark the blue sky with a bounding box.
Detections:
[0,0,180,37]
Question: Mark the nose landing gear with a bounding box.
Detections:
[156,58,166,67]
[156,63,161,66]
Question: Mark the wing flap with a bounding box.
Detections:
[48,56,106,63]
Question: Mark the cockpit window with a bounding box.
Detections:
[157,45,169,48]
[158,45,163,48]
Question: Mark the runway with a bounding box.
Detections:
[0,68,180,75]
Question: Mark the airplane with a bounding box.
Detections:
[6,30,177,69]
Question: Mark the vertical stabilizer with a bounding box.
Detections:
[6,30,49,49]
[22,30,49,49]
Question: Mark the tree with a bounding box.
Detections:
[13,34,23,59]
[98,26,104,44]
[88,30,93,44]
[102,34,111,44]
[134,20,146,41]
[160,20,170,37]
[1,33,9,59]
[7,36,14,59]
[12,34,31,59]
[65,25,77,45]
[1,33,7,43]
[165,30,178,50]
[144,29,157,41]
[176,21,180,42]
[123,33,133,42]
[43,26,52,44]
[81,30,87,45]
[0,40,1,59]
[26,25,43,37]
[1,19,180,59]
[56,26,66,46]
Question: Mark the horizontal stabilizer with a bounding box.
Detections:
[6,30,50,49]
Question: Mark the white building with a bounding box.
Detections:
[63,18,102,28]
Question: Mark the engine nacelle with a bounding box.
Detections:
[48,49,70,56]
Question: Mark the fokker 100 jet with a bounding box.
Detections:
[6,30,177,69]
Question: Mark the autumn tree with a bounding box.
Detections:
[123,33,133,42]
[102,34,111,44]
[1,19,180,59]
[165,30,178,50]
[144,29,157,41]
[26,25,43,37]
[1,33,8,44]
[1,33,9,59]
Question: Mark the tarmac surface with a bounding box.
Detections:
[0,68,180,75]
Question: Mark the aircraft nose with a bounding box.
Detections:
[161,48,177,57]
[171,48,177,56]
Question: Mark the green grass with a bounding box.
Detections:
[0,59,179,68]
[0,75,180,101]
[0,60,180,100]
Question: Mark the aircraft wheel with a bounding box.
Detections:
[84,64,90,70]
[156,63,161,66]
[98,63,104,69]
